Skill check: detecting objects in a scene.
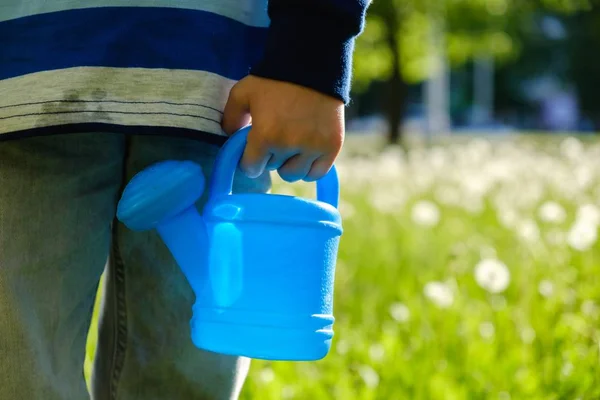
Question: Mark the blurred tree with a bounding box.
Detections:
[560,4,600,128]
[352,0,420,144]
[354,0,520,143]
[539,0,592,13]
[353,0,593,143]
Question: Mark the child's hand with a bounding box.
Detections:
[221,75,344,182]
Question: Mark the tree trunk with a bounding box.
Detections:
[384,18,408,145]
[385,65,408,145]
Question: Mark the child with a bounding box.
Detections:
[0,0,369,398]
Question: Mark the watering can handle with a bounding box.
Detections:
[209,125,339,208]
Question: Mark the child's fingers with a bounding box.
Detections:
[277,153,319,182]
[265,153,286,171]
[265,148,303,171]
[240,133,270,178]
[305,156,334,182]
[222,81,251,135]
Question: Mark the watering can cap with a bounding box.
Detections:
[116,160,205,231]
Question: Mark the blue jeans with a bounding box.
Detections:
[0,133,271,399]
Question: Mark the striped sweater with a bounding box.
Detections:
[0,1,369,143]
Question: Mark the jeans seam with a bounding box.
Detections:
[108,134,132,400]
[108,226,128,400]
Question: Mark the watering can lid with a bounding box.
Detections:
[204,192,343,233]
[116,160,205,231]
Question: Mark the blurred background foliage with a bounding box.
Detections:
[349,0,599,144]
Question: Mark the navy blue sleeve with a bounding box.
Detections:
[250,0,370,105]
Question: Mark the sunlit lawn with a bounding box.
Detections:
[86,133,600,399]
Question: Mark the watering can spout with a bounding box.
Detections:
[155,207,208,291]
[115,159,209,293]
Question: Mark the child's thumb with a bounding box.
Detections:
[222,80,251,135]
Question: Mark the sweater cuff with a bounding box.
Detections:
[250,11,359,105]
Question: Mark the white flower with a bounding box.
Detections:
[479,322,495,340]
[498,392,511,400]
[369,344,385,362]
[545,229,565,245]
[567,220,598,251]
[435,186,461,206]
[424,281,454,308]
[258,367,275,384]
[538,280,554,298]
[411,200,440,227]
[560,136,583,160]
[463,197,484,214]
[577,203,600,227]
[575,165,593,189]
[520,326,536,344]
[336,339,350,355]
[282,386,296,399]
[538,201,566,223]
[370,191,406,214]
[561,362,574,377]
[563,289,577,305]
[389,302,410,323]
[516,219,540,242]
[463,176,489,198]
[338,200,356,219]
[358,365,380,388]
[378,147,405,174]
[428,147,447,169]
[581,300,598,316]
[498,207,519,228]
[474,259,511,294]
[480,245,498,259]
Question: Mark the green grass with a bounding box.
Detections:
[85,134,600,399]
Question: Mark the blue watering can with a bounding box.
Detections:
[116,125,343,361]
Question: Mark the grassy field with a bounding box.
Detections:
[86,134,600,399]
